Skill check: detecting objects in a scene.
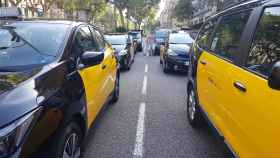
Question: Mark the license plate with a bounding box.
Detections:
[185,61,189,65]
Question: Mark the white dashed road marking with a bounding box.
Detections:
[133,102,146,158]
[144,64,149,73]
[142,76,148,95]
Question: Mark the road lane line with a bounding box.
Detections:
[133,102,146,158]
[144,64,148,73]
[142,76,148,95]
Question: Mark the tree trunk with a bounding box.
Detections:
[113,6,117,28]
[118,8,125,28]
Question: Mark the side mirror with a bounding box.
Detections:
[81,51,104,67]
[268,62,280,90]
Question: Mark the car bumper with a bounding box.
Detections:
[166,55,189,71]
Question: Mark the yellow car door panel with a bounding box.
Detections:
[198,11,257,157]
[226,7,280,157]
[73,25,107,127]
[79,65,104,128]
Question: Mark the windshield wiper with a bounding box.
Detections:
[1,26,56,57]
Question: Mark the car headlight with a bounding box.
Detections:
[0,108,41,157]
[119,50,128,56]
[168,49,178,56]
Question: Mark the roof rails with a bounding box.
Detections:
[0,7,23,20]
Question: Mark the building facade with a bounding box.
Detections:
[159,0,178,28]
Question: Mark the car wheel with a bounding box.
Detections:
[187,86,204,127]
[163,61,169,73]
[111,72,120,103]
[50,122,83,158]
[124,58,130,70]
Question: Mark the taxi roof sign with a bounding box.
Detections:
[0,7,23,19]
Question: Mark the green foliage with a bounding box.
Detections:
[127,0,160,29]
[174,0,193,21]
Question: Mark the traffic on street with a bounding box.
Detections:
[0,0,280,158]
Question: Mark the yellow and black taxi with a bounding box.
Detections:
[187,0,280,157]
[160,32,194,73]
[105,34,135,70]
[0,9,119,158]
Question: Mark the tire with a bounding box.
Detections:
[163,61,169,73]
[49,122,83,158]
[124,58,130,71]
[187,86,204,128]
[111,72,120,103]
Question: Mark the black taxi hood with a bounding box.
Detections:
[0,68,40,95]
[0,64,55,128]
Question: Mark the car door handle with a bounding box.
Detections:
[200,60,207,65]
[102,64,107,69]
[233,81,247,92]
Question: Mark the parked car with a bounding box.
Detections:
[0,15,119,158]
[154,29,170,55]
[160,32,193,73]
[128,30,143,51]
[187,1,280,157]
[105,34,135,70]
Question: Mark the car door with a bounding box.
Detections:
[195,18,219,123]
[226,7,280,157]
[207,11,253,156]
[73,26,105,126]
[91,27,116,101]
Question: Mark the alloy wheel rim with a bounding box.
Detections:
[188,91,196,121]
[63,133,80,158]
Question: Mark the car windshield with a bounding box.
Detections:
[169,34,194,44]
[0,22,69,71]
[155,31,168,38]
[105,35,127,45]
[129,32,140,39]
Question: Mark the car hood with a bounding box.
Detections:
[112,44,126,52]
[0,64,56,128]
[169,44,191,55]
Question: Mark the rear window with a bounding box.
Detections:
[105,35,127,45]
[155,31,168,38]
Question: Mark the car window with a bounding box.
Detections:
[73,26,99,56]
[245,7,280,77]
[93,28,105,48]
[196,18,218,50]
[210,12,251,61]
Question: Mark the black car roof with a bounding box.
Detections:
[210,0,280,19]
[0,19,95,29]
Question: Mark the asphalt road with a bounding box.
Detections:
[84,51,232,158]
